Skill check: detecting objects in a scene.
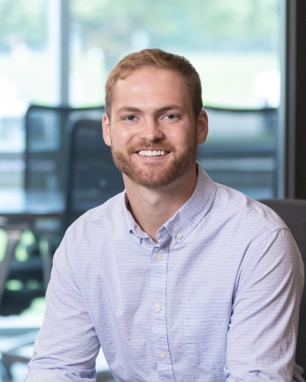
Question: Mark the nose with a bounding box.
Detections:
[140,118,164,142]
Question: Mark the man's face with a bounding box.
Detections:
[102,67,207,189]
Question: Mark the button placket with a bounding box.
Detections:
[150,244,175,379]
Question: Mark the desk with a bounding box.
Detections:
[0,189,65,310]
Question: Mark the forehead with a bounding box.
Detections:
[111,67,190,108]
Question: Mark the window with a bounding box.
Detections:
[0,0,51,187]
[0,0,281,197]
[70,0,280,198]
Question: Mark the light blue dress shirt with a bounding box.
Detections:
[26,165,304,382]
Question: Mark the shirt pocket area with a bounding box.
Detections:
[184,301,232,375]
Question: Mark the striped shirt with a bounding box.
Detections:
[26,164,304,382]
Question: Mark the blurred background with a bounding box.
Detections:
[0,0,305,380]
[0,0,280,189]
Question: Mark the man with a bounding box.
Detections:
[26,49,304,381]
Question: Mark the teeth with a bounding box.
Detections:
[138,150,167,156]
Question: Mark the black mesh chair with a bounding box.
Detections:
[24,104,105,193]
[24,104,105,250]
[198,107,278,199]
[259,199,306,375]
[63,118,124,231]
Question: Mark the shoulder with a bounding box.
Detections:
[53,192,127,274]
[210,184,304,277]
[212,183,288,234]
[63,191,126,245]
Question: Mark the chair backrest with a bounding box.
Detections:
[259,199,306,373]
[199,107,278,199]
[63,119,124,230]
[24,104,105,193]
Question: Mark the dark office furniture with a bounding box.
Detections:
[24,104,105,193]
[1,105,104,315]
[199,107,278,199]
[259,199,306,375]
[63,118,124,230]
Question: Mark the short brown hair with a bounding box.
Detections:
[105,48,203,118]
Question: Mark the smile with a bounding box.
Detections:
[137,150,168,157]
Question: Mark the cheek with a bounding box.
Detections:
[111,128,135,147]
[171,130,197,147]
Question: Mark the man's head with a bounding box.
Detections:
[105,48,203,119]
[102,49,208,190]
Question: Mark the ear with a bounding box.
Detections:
[102,113,112,147]
[197,109,208,144]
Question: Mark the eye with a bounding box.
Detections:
[124,115,137,121]
[164,114,178,120]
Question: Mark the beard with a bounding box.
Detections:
[111,139,198,189]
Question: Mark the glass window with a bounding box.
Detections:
[0,0,51,187]
[70,0,280,198]
[70,0,279,108]
[0,1,281,196]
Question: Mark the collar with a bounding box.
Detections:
[123,163,217,244]
[124,193,148,240]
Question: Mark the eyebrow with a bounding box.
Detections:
[156,105,184,114]
[116,104,184,114]
[117,107,142,114]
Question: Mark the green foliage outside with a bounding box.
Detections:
[0,0,47,49]
[0,51,278,107]
[0,0,280,107]
[0,0,279,50]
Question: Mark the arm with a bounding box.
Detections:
[225,229,304,381]
[25,229,100,382]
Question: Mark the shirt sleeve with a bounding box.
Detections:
[25,228,100,382]
[225,228,304,382]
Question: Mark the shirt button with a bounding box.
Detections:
[155,304,162,311]
[159,351,166,359]
[155,253,163,261]
[176,232,183,239]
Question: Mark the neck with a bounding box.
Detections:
[124,164,198,242]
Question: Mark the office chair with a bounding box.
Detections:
[63,118,124,231]
[259,199,306,375]
[24,104,105,193]
[199,107,278,199]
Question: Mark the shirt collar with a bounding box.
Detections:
[123,162,217,243]
[123,193,148,239]
[161,163,216,243]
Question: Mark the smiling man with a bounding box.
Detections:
[26,49,304,382]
